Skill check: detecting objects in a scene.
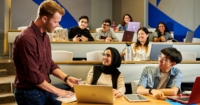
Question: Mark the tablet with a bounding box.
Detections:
[124,94,149,102]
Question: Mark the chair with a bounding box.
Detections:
[86,51,104,61]
[131,80,139,94]
[181,52,197,61]
[52,50,73,61]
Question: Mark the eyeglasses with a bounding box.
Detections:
[103,24,110,27]
[158,54,168,62]
[102,53,111,57]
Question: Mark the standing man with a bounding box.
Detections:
[137,47,182,100]
[13,1,80,105]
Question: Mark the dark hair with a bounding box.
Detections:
[102,19,111,26]
[155,22,170,37]
[161,47,182,64]
[120,14,133,26]
[134,27,149,53]
[104,47,121,68]
[38,0,65,18]
[78,15,89,23]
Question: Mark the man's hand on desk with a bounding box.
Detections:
[152,89,166,100]
[80,36,88,42]
[73,35,80,42]
[105,36,113,42]
[56,89,74,98]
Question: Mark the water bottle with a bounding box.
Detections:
[125,42,132,61]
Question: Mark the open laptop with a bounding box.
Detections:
[74,85,114,104]
[185,31,194,42]
[167,76,200,104]
[127,22,140,32]
[121,31,134,42]
[150,42,173,60]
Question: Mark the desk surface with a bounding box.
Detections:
[54,60,200,65]
[61,95,171,105]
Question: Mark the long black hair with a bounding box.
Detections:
[155,22,170,37]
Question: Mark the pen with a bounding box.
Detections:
[122,95,124,101]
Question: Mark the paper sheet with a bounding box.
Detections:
[56,95,77,103]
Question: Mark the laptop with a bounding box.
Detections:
[74,85,114,104]
[167,76,200,104]
[121,31,134,42]
[185,31,194,42]
[150,42,173,60]
[124,94,149,102]
[127,22,140,32]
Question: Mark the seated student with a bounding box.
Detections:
[137,47,182,100]
[68,15,94,42]
[121,27,151,61]
[116,14,133,31]
[85,47,125,98]
[95,19,119,42]
[153,22,173,42]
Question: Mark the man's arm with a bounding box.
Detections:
[51,68,80,87]
[159,87,179,96]
[37,80,73,97]
[86,30,94,41]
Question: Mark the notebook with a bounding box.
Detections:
[74,85,114,104]
[124,94,149,102]
[185,31,194,42]
[167,76,200,104]
[121,31,134,42]
[149,42,173,60]
[127,22,140,32]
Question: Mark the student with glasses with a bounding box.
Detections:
[137,47,182,100]
[68,15,94,42]
[85,47,125,98]
[95,19,119,42]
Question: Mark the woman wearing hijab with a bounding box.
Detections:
[85,47,125,98]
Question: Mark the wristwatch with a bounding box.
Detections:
[149,88,153,95]
[64,75,70,82]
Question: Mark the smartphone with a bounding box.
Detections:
[77,34,82,37]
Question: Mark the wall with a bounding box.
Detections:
[0,0,5,55]
[91,0,112,29]
[148,0,200,41]
[113,0,148,27]
[11,0,112,30]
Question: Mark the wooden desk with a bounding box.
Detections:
[62,95,171,105]
[7,30,200,61]
[50,61,200,84]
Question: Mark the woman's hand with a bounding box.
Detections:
[113,89,123,98]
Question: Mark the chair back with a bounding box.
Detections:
[52,50,73,61]
[181,52,196,61]
[86,51,104,61]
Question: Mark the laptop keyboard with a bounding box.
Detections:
[180,97,189,101]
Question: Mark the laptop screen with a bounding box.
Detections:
[150,42,173,60]
[127,22,140,32]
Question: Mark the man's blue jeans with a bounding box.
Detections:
[14,88,61,105]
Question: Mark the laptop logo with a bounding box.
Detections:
[133,26,136,28]
[91,93,96,97]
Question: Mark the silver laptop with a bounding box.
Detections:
[127,22,140,32]
[185,31,194,42]
[124,94,149,102]
[150,42,173,60]
[74,85,114,104]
